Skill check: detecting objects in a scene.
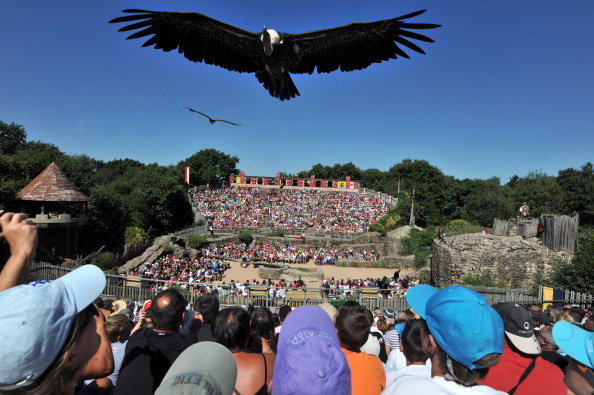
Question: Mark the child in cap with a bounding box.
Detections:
[384,285,506,394]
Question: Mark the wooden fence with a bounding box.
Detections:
[28,263,594,312]
[492,214,579,253]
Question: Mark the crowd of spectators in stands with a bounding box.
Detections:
[192,186,390,234]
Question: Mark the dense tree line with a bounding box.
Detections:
[2,119,593,257]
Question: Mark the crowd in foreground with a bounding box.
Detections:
[1,209,594,395]
[192,187,390,234]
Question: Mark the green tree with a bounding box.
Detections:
[125,227,149,244]
[384,159,449,227]
[0,120,26,154]
[558,163,594,225]
[179,148,239,188]
[505,171,566,218]
[361,168,386,191]
[549,233,594,293]
[81,185,130,252]
[462,178,515,226]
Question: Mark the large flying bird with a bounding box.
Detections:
[110,9,440,101]
[187,107,240,125]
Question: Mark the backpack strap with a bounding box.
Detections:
[508,357,537,395]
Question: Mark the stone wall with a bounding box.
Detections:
[431,233,572,288]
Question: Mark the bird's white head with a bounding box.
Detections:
[261,26,282,56]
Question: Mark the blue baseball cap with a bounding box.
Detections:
[0,265,106,389]
[406,284,504,370]
[273,305,351,395]
[553,321,594,368]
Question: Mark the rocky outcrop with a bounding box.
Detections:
[431,233,572,288]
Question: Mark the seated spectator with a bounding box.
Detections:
[336,301,386,394]
[213,307,274,395]
[0,265,106,394]
[552,321,594,394]
[386,319,431,386]
[273,305,351,394]
[155,341,237,395]
[482,302,567,394]
[384,284,506,394]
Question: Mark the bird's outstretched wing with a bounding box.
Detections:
[187,107,241,126]
[285,9,440,74]
[110,9,262,73]
[215,119,241,126]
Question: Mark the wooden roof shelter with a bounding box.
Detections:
[16,162,90,202]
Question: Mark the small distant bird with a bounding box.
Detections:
[110,9,440,101]
[187,107,240,125]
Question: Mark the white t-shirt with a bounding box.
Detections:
[386,364,431,387]
[382,376,507,395]
[386,347,407,372]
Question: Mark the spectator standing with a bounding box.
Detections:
[384,285,506,394]
[482,302,567,395]
[192,293,220,341]
[213,307,274,395]
[552,320,594,394]
[274,305,292,334]
[385,319,431,386]
[336,301,386,394]
[0,265,106,394]
[103,315,133,386]
[115,288,199,395]
[273,305,351,394]
[155,342,237,395]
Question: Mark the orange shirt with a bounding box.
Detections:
[341,347,386,395]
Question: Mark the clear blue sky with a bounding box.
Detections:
[2,1,593,183]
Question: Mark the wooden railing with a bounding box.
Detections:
[28,263,594,311]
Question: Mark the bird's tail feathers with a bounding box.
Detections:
[255,72,300,101]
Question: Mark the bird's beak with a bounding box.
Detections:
[262,26,273,56]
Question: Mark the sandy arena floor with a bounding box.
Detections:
[218,259,414,288]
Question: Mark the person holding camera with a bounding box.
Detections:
[0,210,38,292]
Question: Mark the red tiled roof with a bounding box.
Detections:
[16,162,90,202]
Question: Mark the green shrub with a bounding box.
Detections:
[92,252,117,271]
[195,218,206,226]
[187,234,209,249]
[461,274,495,287]
[238,231,254,245]
[401,227,435,269]
[162,242,174,255]
[443,220,482,237]
[265,230,285,237]
[125,226,149,245]
[369,209,401,235]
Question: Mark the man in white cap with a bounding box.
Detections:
[482,301,566,394]
[0,264,107,394]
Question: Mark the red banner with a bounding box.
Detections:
[183,167,190,184]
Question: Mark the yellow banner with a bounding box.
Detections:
[542,286,554,311]
[337,181,346,188]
